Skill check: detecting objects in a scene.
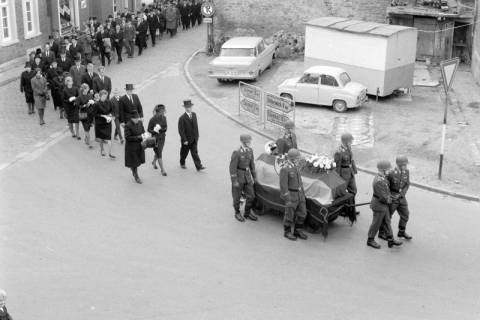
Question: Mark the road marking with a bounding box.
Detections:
[34,141,46,148]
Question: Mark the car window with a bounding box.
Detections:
[298,73,319,84]
[339,72,351,86]
[321,75,339,87]
[220,48,255,57]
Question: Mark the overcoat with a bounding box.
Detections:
[124,120,146,168]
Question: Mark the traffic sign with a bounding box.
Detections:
[203,17,213,23]
[201,2,216,17]
[440,58,460,94]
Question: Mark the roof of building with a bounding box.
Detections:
[222,37,263,48]
[306,17,415,37]
[304,65,346,76]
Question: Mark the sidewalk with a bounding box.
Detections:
[186,51,480,198]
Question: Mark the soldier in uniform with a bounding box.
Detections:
[379,155,412,240]
[276,120,297,155]
[229,134,258,222]
[280,148,308,241]
[367,160,403,249]
[334,133,359,215]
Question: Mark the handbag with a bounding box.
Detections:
[141,137,157,149]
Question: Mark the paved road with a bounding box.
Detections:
[1,27,480,320]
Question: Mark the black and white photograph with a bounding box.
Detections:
[1,0,480,319]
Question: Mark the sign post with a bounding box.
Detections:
[438,57,460,180]
[201,1,215,55]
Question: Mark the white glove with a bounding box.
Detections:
[141,133,147,140]
[153,124,161,133]
[69,96,76,102]
[88,99,95,105]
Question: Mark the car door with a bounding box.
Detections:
[295,73,319,104]
[319,74,341,106]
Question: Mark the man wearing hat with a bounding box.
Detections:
[280,148,308,241]
[42,42,56,73]
[69,56,86,88]
[276,120,297,155]
[57,50,73,76]
[379,156,412,240]
[69,35,84,62]
[20,62,36,114]
[334,132,359,215]
[367,160,403,249]
[119,84,144,125]
[229,134,258,222]
[178,100,206,171]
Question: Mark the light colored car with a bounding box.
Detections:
[277,66,368,112]
[208,37,276,82]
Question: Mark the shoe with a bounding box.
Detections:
[398,231,412,240]
[40,121,45,125]
[120,139,124,144]
[378,233,388,241]
[197,165,206,171]
[356,211,360,215]
[134,176,143,184]
[88,145,93,149]
[244,213,258,221]
[76,136,81,140]
[101,152,106,157]
[294,229,308,240]
[114,136,118,141]
[180,164,187,169]
[388,239,403,248]
[284,231,297,241]
[235,213,245,222]
[161,172,167,176]
[72,134,76,138]
[152,161,158,169]
[367,240,381,249]
[109,154,116,159]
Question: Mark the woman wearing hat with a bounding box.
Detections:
[93,90,115,158]
[20,62,36,115]
[147,104,168,175]
[76,83,95,148]
[62,75,81,138]
[124,111,146,184]
[30,67,49,125]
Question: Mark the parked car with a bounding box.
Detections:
[277,66,368,112]
[208,37,276,82]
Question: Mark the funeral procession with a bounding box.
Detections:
[1,0,480,319]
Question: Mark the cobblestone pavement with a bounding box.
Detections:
[189,53,480,195]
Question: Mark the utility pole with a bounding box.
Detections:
[201,1,216,55]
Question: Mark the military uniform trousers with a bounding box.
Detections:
[339,167,357,195]
[380,196,410,234]
[368,198,393,240]
[232,180,254,214]
[284,190,307,228]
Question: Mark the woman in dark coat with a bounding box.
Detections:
[20,62,36,114]
[76,83,95,148]
[124,111,145,184]
[147,104,168,176]
[51,71,66,119]
[93,90,115,158]
[62,75,80,139]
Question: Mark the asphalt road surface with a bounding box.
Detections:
[1,27,480,320]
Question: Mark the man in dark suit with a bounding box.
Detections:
[119,83,144,124]
[42,42,56,73]
[69,35,84,62]
[69,56,86,88]
[57,50,72,75]
[81,62,98,92]
[92,65,112,97]
[178,100,206,171]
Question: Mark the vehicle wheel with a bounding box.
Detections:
[252,70,261,82]
[280,93,293,101]
[333,100,347,113]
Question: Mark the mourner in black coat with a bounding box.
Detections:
[57,51,73,74]
[119,84,144,124]
[135,18,148,56]
[92,67,112,97]
[0,289,12,320]
[178,99,205,171]
[81,63,98,92]
[20,62,36,114]
[147,104,168,175]
[124,111,145,184]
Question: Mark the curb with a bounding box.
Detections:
[0,75,20,87]
[183,49,480,203]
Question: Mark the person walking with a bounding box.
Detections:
[135,16,148,56]
[30,68,49,125]
[123,19,136,58]
[165,3,179,37]
[366,160,403,249]
[49,67,66,118]
[178,99,205,171]
[92,66,112,97]
[279,148,308,241]
[76,83,95,149]
[119,83,144,124]
[276,120,297,155]
[147,104,168,175]
[96,25,112,66]
[81,62,98,94]
[147,10,159,47]
[229,134,258,222]
[110,89,124,144]
[20,62,36,115]
[57,50,72,75]
[124,111,145,184]
[69,57,86,88]
[112,24,124,64]
[62,75,81,139]
[93,90,115,158]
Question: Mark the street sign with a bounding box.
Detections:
[203,17,213,23]
[440,58,460,94]
[201,2,216,17]
[239,82,262,119]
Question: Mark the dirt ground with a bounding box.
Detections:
[189,53,480,196]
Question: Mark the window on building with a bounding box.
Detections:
[0,0,17,45]
[22,0,40,38]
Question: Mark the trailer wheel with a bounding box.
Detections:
[333,100,347,113]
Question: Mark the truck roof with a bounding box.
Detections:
[222,37,263,49]
[306,17,415,37]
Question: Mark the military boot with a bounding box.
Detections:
[398,230,412,240]
[244,211,258,221]
[234,212,245,222]
[367,239,381,249]
[294,225,308,240]
[378,233,388,241]
[284,226,297,241]
[388,239,403,248]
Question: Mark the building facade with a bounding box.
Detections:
[472,0,479,83]
[0,0,143,65]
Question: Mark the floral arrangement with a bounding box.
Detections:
[304,154,336,173]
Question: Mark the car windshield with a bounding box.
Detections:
[339,72,351,86]
[220,48,255,57]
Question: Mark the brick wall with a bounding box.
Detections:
[472,2,480,84]
[214,0,390,38]
[0,0,52,65]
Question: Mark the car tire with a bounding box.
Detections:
[280,93,293,101]
[252,70,261,82]
[333,100,347,113]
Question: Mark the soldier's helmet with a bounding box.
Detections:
[396,155,408,166]
[377,160,392,171]
[341,132,354,143]
[240,134,252,143]
[287,148,301,160]
[284,120,295,130]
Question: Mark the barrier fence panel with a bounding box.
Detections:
[238,81,263,121]
[263,91,295,129]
